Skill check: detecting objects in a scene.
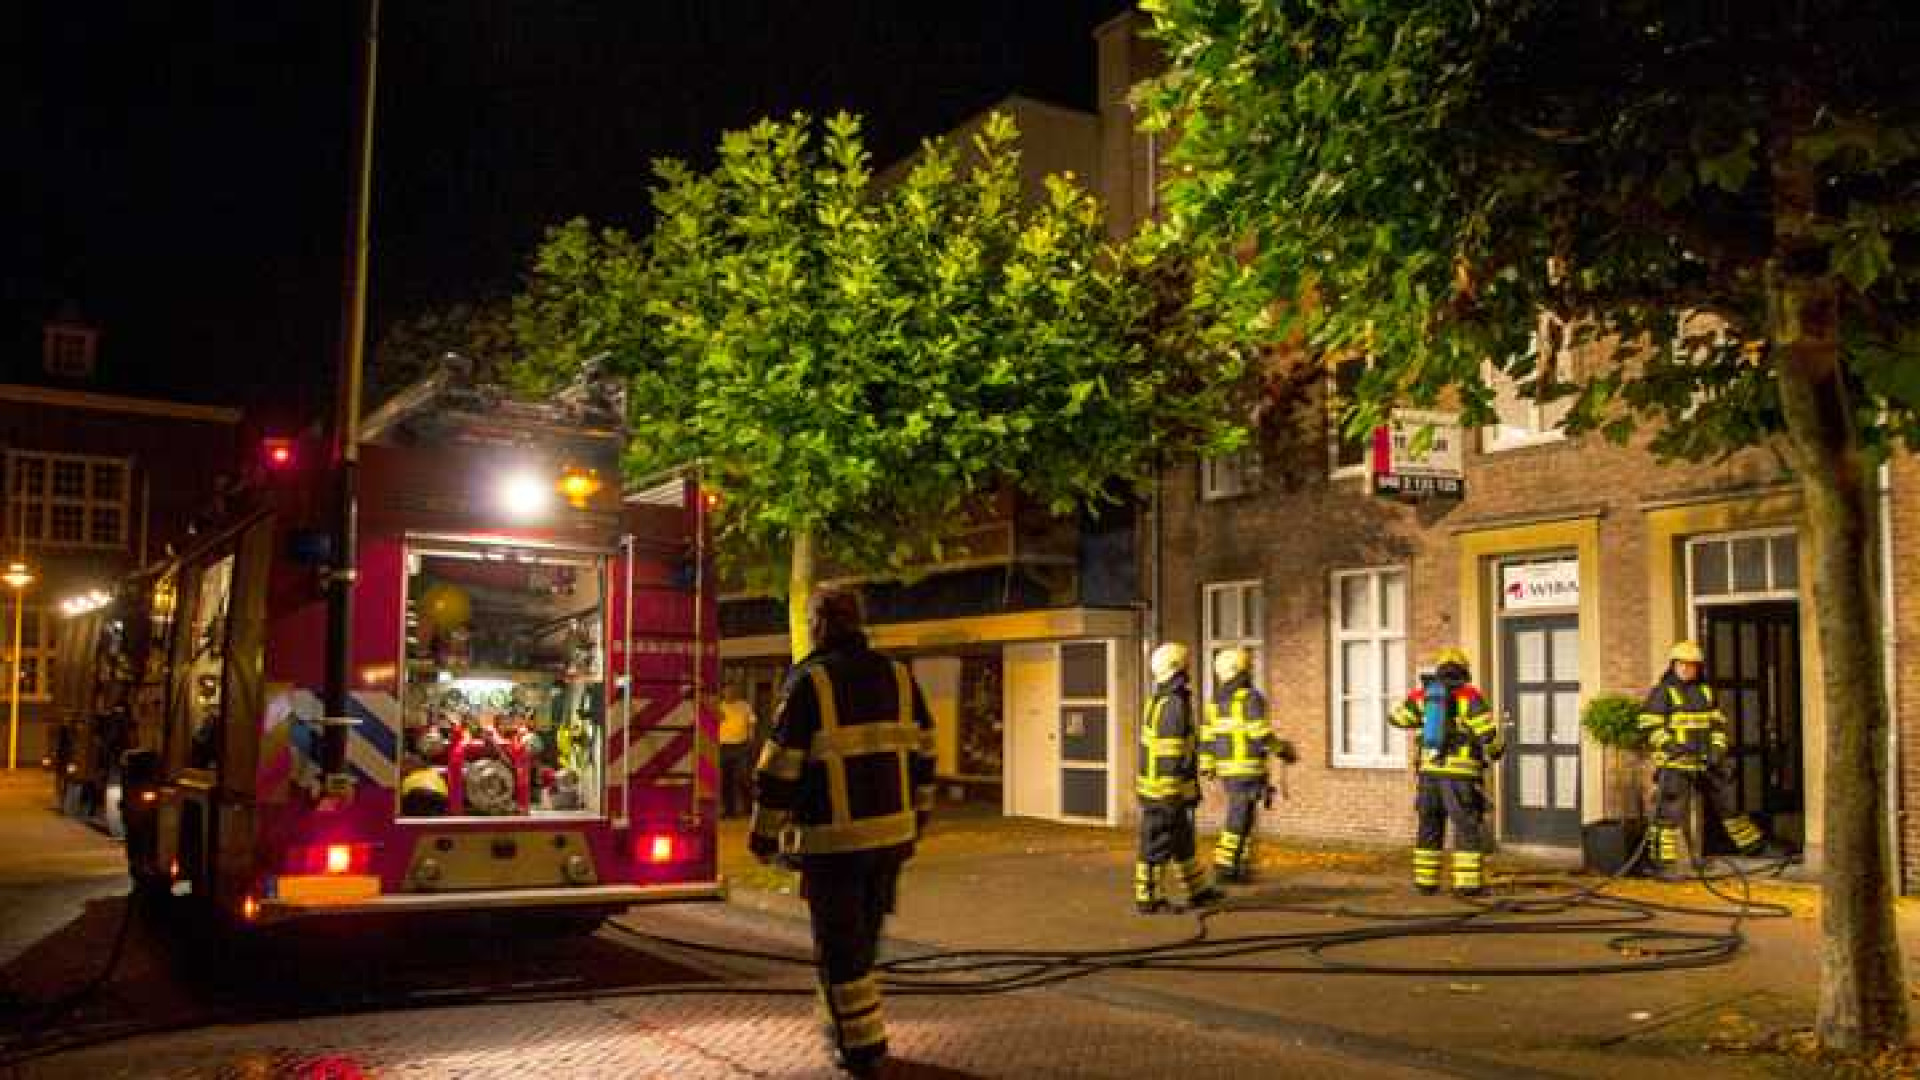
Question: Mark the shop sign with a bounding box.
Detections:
[1502,559,1580,610]
[1372,409,1464,499]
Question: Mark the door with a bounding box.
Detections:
[1003,643,1057,818]
[1500,615,1581,846]
[1058,641,1111,823]
[1699,602,1803,850]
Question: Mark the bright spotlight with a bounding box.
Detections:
[498,469,553,521]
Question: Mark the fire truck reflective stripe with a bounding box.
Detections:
[807,667,853,827]
[259,690,298,802]
[810,723,922,759]
[627,729,692,785]
[346,691,401,761]
[287,688,397,789]
[615,697,697,782]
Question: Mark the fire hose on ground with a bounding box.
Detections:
[0,837,1795,1069]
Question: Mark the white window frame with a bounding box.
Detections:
[1201,580,1264,705]
[1200,449,1262,501]
[1331,567,1409,769]
[12,606,53,704]
[6,451,130,550]
[1685,529,1799,638]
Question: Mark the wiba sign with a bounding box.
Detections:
[1502,559,1579,610]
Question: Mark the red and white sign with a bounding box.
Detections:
[1501,559,1580,611]
[1371,409,1464,499]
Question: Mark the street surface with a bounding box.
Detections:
[2,775,1911,1078]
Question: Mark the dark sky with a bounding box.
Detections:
[6,1,1132,425]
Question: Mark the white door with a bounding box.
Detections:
[1003,643,1058,819]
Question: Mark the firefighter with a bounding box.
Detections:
[1200,647,1290,883]
[748,588,936,1077]
[1389,648,1503,896]
[1638,640,1767,871]
[1136,643,1223,913]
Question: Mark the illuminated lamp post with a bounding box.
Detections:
[3,560,34,771]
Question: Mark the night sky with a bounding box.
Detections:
[7,1,1132,425]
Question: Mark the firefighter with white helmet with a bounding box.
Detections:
[1134,643,1223,913]
[1638,640,1768,870]
[1201,647,1291,882]
[1389,647,1503,896]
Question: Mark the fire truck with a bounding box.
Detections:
[107,375,721,926]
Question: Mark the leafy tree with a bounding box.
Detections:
[517,111,1245,657]
[1143,0,1920,1052]
[368,299,518,409]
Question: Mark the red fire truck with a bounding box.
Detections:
[115,377,721,926]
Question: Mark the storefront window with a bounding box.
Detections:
[398,544,606,819]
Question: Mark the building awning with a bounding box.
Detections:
[721,606,1140,659]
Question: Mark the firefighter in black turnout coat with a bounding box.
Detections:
[1639,640,1768,870]
[1201,647,1292,882]
[1134,643,1224,913]
[750,589,937,1077]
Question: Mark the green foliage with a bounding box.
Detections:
[516,111,1247,586]
[1140,0,1920,461]
[1581,694,1648,753]
[368,299,519,409]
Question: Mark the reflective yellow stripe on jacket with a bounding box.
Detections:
[786,664,919,855]
[1641,684,1725,771]
[1201,690,1270,779]
[1136,695,1197,802]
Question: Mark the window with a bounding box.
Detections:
[1201,449,1261,501]
[1331,568,1408,768]
[10,607,54,704]
[6,452,128,549]
[1202,581,1263,704]
[42,326,98,378]
[1483,315,1576,452]
[1689,530,1798,601]
[1329,358,1371,478]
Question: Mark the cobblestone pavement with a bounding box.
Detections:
[21,988,1448,1079]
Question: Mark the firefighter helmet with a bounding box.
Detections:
[1212,647,1250,683]
[400,767,449,817]
[1669,640,1705,664]
[1150,643,1190,683]
[1433,647,1470,669]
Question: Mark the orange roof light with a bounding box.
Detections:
[558,465,602,508]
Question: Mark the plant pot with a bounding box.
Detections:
[1582,818,1646,877]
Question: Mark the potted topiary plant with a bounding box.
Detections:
[1580,694,1650,875]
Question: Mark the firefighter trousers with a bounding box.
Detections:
[1213,779,1265,881]
[1650,765,1765,866]
[1413,775,1487,891]
[1136,802,1211,906]
[801,848,906,1070]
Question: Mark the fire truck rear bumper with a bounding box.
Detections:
[257,881,724,922]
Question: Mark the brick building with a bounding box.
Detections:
[1,319,242,764]
[1093,11,1920,882]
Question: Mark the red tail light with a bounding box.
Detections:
[647,834,676,864]
[290,842,372,876]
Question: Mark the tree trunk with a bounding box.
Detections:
[1771,88,1909,1051]
[786,527,816,663]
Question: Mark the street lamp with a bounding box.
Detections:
[3,560,34,772]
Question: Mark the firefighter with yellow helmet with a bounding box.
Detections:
[1135,643,1223,913]
[1638,640,1768,870]
[1200,647,1293,882]
[1389,647,1503,896]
